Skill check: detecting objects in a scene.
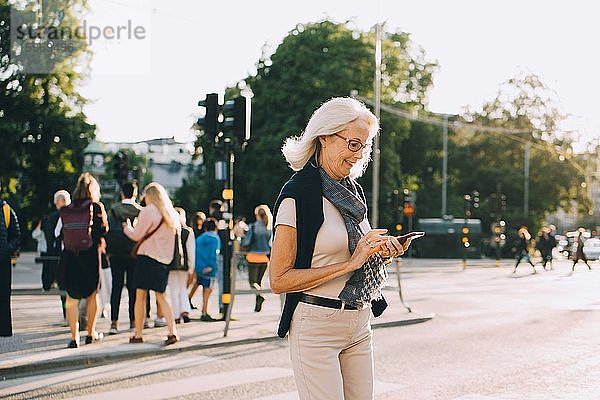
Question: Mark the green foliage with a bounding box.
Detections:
[178,21,589,240]
[448,73,590,234]
[0,1,95,240]
[179,20,438,228]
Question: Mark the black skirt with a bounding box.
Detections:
[134,255,169,293]
[63,247,100,300]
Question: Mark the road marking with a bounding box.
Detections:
[63,367,293,400]
[0,355,215,397]
[253,380,405,399]
[451,395,510,399]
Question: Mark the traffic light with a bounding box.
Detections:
[222,96,251,144]
[113,151,129,185]
[490,220,507,248]
[402,189,414,217]
[197,93,219,142]
[472,191,480,209]
[500,194,507,212]
[403,189,410,205]
[462,226,471,248]
[464,194,472,217]
[112,152,122,182]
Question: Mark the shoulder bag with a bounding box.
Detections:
[130,220,164,258]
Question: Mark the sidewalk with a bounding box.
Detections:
[1,253,433,379]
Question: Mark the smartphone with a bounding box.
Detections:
[367,231,425,255]
[397,231,426,244]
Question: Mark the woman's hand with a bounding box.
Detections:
[379,235,410,258]
[348,229,389,271]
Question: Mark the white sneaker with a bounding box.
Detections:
[154,317,167,328]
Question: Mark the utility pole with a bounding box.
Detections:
[524,141,530,217]
[372,22,382,228]
[442,114,448,217]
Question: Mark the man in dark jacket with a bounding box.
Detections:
[106,182,143,334]
[41,190,71,320]
[1,196,21,337]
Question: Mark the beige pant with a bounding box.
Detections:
[289,301,374,400]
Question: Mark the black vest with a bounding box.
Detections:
[272,163,387,338]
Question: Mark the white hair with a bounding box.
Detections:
[281,97,380,179]
[53,190,71,206]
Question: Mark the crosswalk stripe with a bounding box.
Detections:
[64,367,294,400]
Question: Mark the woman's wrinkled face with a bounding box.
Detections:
[319,118,372,180]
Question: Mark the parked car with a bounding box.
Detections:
[583,238,600,260]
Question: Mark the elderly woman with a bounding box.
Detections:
[270,97,413,400]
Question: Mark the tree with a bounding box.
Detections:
[180,20,437,228]
[0,1,95,236]
[451,73,590,234]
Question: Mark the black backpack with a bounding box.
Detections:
[105,208,136,256]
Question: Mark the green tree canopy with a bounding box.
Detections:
[449,73,590,233]
[0,0,95,234]
[179,20,438,227]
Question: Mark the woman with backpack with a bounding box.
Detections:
[59,173,108,348]
[124,182,180,345]
[241,204,273,312]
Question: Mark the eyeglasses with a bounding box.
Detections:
[333,133,371,153]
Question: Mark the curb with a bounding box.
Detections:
[0,314,433,380]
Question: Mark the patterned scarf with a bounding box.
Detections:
[319,168,388,308]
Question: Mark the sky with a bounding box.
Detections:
[78,0,600,152]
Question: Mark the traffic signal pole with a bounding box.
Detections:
[197,92,251,338]
[223,138,236,337]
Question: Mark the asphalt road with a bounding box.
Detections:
[2,257,600,399]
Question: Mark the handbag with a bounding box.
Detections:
[246,252,270,264]
[130,220,163,258]
[167,230,186,271]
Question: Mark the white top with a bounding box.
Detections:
[31,227,47,254]
[275,197,371,299]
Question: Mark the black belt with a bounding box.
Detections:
[299,294,358,310]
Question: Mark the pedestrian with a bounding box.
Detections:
[208,199,227,315]
[195,217,221,322]
[58,173,108,348]
[106,182,144,334]
[536,226,553,270]
[232,217,249,273]
[171,207,195,323]
[124,182,179,345]
[512,226,536,274]
[187,210,207,310]
[269,97,411,400]
[572,229,592,271]
[43,190,70,319]
[98,236,112,319]
[191,211,206,238]
[241,205,272,312]
[41,191,70,291]
[1,192,21,337]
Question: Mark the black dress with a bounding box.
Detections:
[63,202,108,300]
